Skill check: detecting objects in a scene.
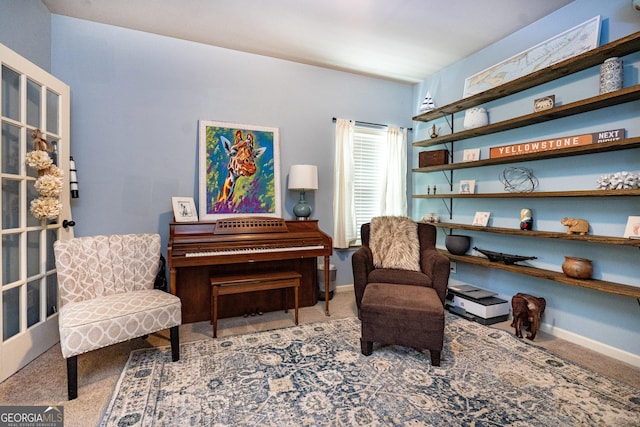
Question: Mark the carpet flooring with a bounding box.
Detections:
[100,314,640,426]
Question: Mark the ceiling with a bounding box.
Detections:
[41,0,575,84]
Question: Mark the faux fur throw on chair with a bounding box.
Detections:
[369,216,421,271]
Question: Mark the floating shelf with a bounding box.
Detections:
[413,137,640,173]
[413,31,640,123]
[413,85,640,147]
[433,222,640,247]
[439,249,640,299]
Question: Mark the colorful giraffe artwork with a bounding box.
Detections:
[217,130,267,202]
[198,121,281,220]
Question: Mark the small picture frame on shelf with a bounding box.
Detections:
[459,180,476,194]
[463,148,481,162]
[473,212,491,227]
[172,197,198,222]
[623,216,640,239]
[534,95,555,112]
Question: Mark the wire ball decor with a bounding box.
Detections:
[500,167,538,192]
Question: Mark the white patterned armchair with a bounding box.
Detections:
[54,233,181,400]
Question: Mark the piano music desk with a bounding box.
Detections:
[210,271,301,338]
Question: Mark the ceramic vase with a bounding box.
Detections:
[599,57,623,94]
[562,256,593,279]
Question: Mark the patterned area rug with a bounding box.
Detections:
[101,315,640,426]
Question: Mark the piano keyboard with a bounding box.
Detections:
[185,244,326,258]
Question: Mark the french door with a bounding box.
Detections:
[0,43,73,382]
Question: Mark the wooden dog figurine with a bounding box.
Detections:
[511,293,546,340]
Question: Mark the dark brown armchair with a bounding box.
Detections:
[352,221,450,365]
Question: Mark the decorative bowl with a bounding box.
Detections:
[562,256,593,279]
[445,235,471,255]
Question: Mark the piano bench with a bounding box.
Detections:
[210,271,302,338]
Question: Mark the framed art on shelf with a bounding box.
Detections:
[623,216,640,239]
[463,148,480,162]
[198,120,281,220]
[463,16,600,97]
[172,197,198,222]
[459,180,476,194]
[473,212,491,227]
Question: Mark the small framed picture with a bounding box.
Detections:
[623,216,640,239]
[172,197,198,222]
[459,180,476,194]
[473,212,491,227]
[463,148,480,162]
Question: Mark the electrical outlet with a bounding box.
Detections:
[450,261,457,273]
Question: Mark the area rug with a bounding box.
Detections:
[101,315,640,426]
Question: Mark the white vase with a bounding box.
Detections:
[463,107,488,129]
[599,57,623,94]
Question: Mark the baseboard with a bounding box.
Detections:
[540,322,640,368]
[335,284,354,293]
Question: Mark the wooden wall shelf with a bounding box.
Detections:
[413,189,640,199]
[413,31,640,122]
[413,137,640,173]
[439,249,640,299]
[433,222,640,247]
[413,85,640,147]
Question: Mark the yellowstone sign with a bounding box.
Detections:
[489,129,624,159]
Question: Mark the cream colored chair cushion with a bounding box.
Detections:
[54,233,181,358]
[58,289,181,358]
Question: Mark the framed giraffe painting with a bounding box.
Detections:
[198,120,281,220]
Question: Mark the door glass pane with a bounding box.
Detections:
[27,231,40,277]
[26,182,40,227]
[2,287,20,340]
[46,229,57,270]
[2,234,20,285]
[1,123,20,175]
[27,280,40,327]
[46,274,57,317]
[26,79,41,128]
[2,65,20,121]
[49,139,58,165]
[2,178,20,229]
[46,90,59,135]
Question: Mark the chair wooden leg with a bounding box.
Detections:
[360,339,373,356]
[430,350,441,367]
[170,326,180,362]
[67,356,78,400]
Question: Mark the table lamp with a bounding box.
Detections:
[288,164,318,220]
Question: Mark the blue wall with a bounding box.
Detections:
[0,0,51,71]
[48,15,413,287]
[412,0,640,360]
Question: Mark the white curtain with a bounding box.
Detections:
[332,118,356,249]
[380,126,407,216]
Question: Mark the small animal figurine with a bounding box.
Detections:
[520,208,533,230]
[511,293,546,340]
[561,217,590,235]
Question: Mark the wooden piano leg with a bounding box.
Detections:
[324,255,331,316]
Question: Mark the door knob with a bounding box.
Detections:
[62,219,76,229]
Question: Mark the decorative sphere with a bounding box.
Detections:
[445,235,471,255]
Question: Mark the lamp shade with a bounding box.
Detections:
[288,165,318,190]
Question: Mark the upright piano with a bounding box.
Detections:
[168,217,333,323]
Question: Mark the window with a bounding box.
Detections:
[333,118,407,248]
[352,125,387,244]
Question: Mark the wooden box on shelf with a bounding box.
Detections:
[419,149,449,167]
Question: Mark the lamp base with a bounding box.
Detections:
[293,191,312,220]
